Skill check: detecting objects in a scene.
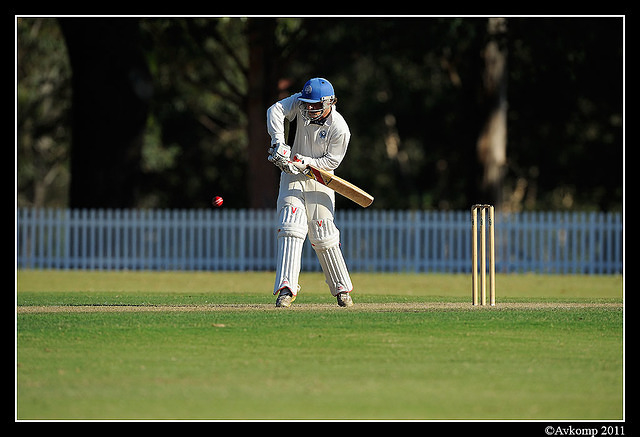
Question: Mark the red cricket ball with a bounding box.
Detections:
[213,196,224,207]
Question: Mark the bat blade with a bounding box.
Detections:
[306,165,374,208]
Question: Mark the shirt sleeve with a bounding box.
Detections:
[266,93,300,145]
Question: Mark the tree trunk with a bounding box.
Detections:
[246,19,280,209]
[476,17,508,209]
[59,18,152,208]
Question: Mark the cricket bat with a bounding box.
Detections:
[294,162,374,208]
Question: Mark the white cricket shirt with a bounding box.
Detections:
[267,92,351,172]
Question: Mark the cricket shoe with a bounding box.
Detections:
[275,288,296,308]
[336,292,353,307]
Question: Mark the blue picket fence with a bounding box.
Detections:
[16,208,623,274]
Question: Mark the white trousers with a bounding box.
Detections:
[273,172,353,297]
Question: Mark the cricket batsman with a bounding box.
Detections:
[266,77,354,308]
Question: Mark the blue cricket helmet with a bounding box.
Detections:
[299,77,335,103]
[298,78,337,123]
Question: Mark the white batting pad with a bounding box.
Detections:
[273,205,308,296]
[308,219,353,296]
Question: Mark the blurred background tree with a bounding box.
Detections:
[17,18,71,207]
[16,16,623,212]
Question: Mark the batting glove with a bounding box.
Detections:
[268,143,300,174]
[291,154,311,175]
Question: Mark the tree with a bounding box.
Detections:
[246,18,280,209]
[17,17,623,212]
[476,17,508,208]
[16,18,71,207]
[58,17,152,208]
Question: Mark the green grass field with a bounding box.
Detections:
[16,270,624,421]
